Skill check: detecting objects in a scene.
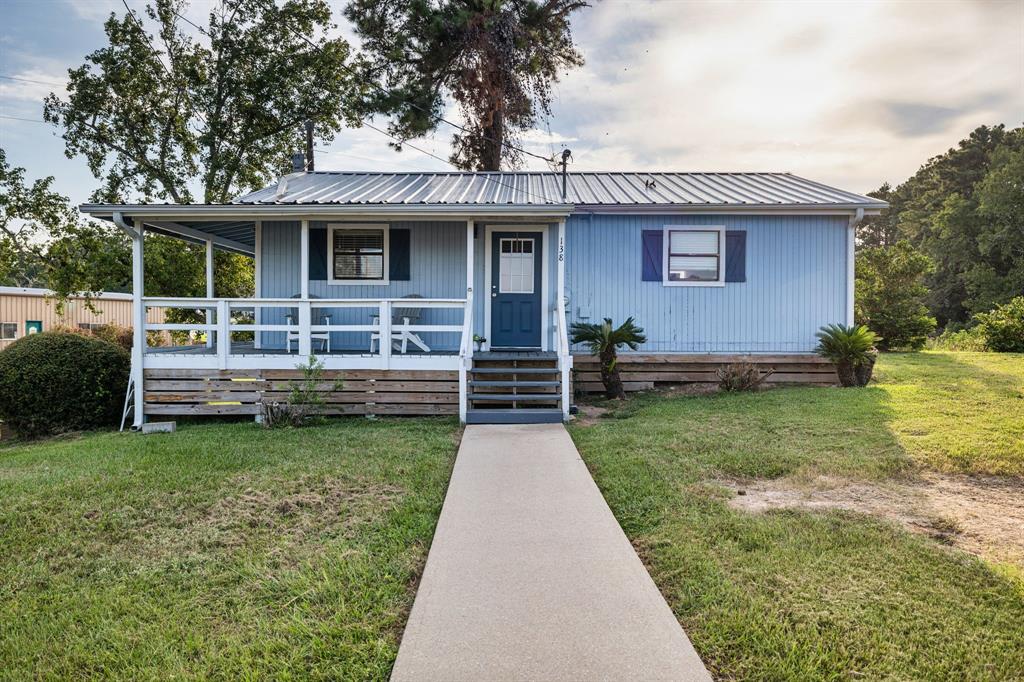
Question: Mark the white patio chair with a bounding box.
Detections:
[285,297,331,353]
[370,294,431,354]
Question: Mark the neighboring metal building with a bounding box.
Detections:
[0,287,161,349]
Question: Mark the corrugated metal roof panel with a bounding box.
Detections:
[233,171,884,209]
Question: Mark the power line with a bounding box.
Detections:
[0,75,65,87]
[0,114,49,124]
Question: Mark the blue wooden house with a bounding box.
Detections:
[82,171,886,426]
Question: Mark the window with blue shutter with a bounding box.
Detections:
[643,227,745,284]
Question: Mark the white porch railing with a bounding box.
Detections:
[141,296,469,371]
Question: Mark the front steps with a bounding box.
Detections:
[465,351,565,424]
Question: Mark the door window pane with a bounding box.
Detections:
[499,238,535,293]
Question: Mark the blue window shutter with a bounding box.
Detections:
[389,229,410,281]
[641,230,663,281]
[309,227,327,280]
[725,230,746,282]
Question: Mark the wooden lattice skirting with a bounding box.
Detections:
[571,353,838,393]
[143,368,459,417]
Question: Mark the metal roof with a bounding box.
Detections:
[233,171,886,210]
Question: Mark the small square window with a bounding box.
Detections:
[667,229,721,283]
[0,323,16,340]
[330,226,388,282]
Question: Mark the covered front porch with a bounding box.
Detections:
[85,204,573,427]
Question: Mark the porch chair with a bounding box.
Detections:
[285,294,331,353]
[370,294,431,354]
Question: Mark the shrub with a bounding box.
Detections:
[717,362,774,392]
[855,241,937,350]
[260,357,343,427]
[0,332,130,437]
[569,317,646,400]
[927,327,988,352]
[814,324,879,387]
[972,296,1024,352]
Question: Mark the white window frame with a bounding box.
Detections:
[0,322,16,340]
[662,225,726,287]
[327,223,390,286]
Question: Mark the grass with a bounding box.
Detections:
[0,418,459,680]
[569,351,1024,680]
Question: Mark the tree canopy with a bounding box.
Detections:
[44,0,367,204]
[346,0,589,171]
[858,124,1024,327]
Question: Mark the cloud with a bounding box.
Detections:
[530,0,1024,191]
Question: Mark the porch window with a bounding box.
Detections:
[664,226,725,286]
[0,323,15,340]
[328,224,389,285]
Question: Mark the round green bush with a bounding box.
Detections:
[0,332,130,437]
[973,296,1024,353]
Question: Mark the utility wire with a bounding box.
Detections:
[0,74,66,87]
[0,114,50,124]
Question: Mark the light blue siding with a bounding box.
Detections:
[260,220,467,351]
[565,214,850,353]
[259,214,848,354]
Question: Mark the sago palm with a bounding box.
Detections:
[815,323,880,387]
[570,317,646,399]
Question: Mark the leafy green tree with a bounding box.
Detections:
[855,240,937,350]
[44,0,367,204]
[346,0,589,171]
[0,149,75,287]
[40,0,362,306]
[862,124,1024,326]
[570,317,645,400]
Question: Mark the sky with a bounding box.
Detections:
[1,0,1022,207]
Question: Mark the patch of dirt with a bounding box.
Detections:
[722,473,1024,567]
[573,404,612,426]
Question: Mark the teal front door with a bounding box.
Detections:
[490,231,542,348]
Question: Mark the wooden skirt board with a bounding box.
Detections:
[142,368,460,417]
[571,353,838,393]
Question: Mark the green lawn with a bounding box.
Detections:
[0,419,459,679]
[570,351,1024,681]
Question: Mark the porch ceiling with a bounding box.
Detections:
[144,220,256,250]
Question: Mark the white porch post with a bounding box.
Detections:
[131,219,145,428]
[254,220,262,349]
[300,219,310,299]
[205,240,214,348]
[459,219,475,423]
[557,218,571,421]
[299,220,311,358]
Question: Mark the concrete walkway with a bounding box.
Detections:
[391,424,710,681]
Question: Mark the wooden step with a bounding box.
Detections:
[470,367,559,375]
[468,393,561,402]
[469,380,561,388]
[465,408,563,424]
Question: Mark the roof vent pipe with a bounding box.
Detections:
[291,152,305,173]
